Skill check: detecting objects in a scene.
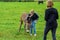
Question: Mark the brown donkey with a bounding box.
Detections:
[19,12,31,32]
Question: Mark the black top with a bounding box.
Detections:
[31,13,39,21]
[45,8,59,22]
[27,13,39,22]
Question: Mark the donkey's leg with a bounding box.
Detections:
[19,21,23,32]
[28,23,31,30]
[24,22,28,32]
[24,21,29,32]
[26,23,31,33]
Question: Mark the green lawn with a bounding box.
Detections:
[0,2,60,40]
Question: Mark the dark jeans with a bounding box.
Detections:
[43,21,57,40]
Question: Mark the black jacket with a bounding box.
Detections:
[45,8,59,27]
[27,13,39,22]
[45,8,58,22]
[31,13,39,21]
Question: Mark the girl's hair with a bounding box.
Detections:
[46,0,54,8]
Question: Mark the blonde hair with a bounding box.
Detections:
[30,9,34,12]
[46,0,54,7]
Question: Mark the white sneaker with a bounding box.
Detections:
[34,34,36,36]
[30,34,32,36]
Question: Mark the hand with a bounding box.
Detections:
[29,14,33,17]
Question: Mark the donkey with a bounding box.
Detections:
[19,12,31,32]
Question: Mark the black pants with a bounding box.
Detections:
[38,1,43,4]
[43,22,57,40]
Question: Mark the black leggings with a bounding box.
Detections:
[43,26,57,40]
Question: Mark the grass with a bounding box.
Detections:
[0,2,60,40]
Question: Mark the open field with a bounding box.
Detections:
[0,2,60,40]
